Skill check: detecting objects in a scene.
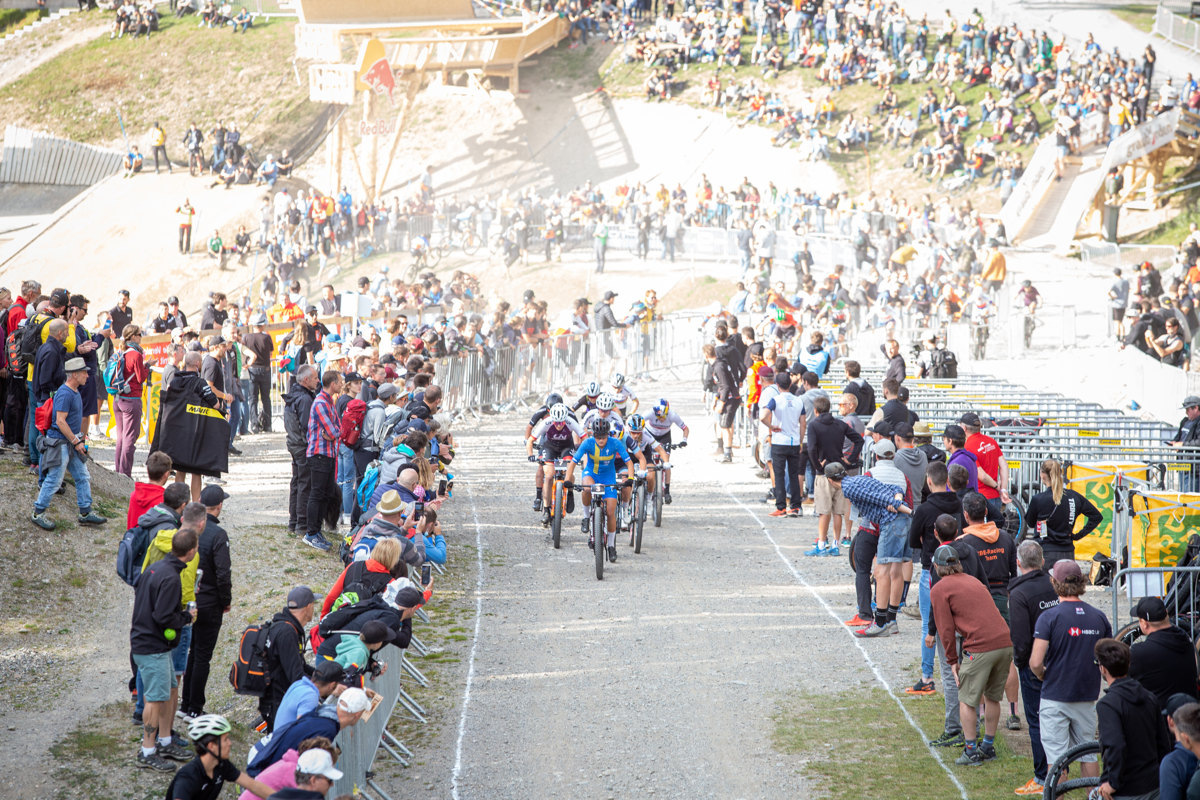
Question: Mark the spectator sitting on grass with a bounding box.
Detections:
[124,146,144,178]
[231,5,250,32]
[257,155,279,188]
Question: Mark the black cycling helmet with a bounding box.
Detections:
[590,417,610,438]
[546,392,564,408]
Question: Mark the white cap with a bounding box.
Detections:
[337,686,370,713]
[296,747,343,780]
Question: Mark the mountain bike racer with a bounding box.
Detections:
[581,392,625,437]
[610,372,639,415]
[624,414,667,499]
[564,418,634,563]
[572,380,603,414]
[642,399,688,503]
[527,403,584,521]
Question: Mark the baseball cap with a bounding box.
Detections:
[1183,395,1200,409]
[893,422,914,439]
[824,462,847,480]
[64,357,87,373]
[377,383,399,400]
[360,619,398,646]
[312,660,345,683]
[933,544,960,566]
[1164,692,1196,718]
[603,290,618,301]
[287,585,316,609]
[943,423,966,441]
[868,420,893,436]
[343,371,364,383]
[1132,596,1168,622]
[522,289,535,301]
[773,371,792,388]
[199,484,230,506]
[167,295,180,305]
[958,412,982,427]
[252,312,268,325]
[1049,560,1083,582]
[382,576,426,611]
[874,439,897,458]
[306,305,318,314]
[296,747,344,781]
[205,335,226,348]
[406,418,429,433]
[337,687,371,713]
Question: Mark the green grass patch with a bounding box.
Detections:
[774,689,1035,800]
[1130,184,1200,245]
[1109,5,1157,34]
[0,7,46,36]
[659,275,737,314]
[0,12,319,152]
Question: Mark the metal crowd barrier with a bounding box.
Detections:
[433,315,704,419]
[330,645,406,800]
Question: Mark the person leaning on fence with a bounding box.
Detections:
[1127,596,1200,711]
[1094,637,1173,800]
[266,747,343,800]
[1171,396,1200,493]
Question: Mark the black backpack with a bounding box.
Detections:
[18,313,53,373]
[931,349,958,379]
[229,621,275,697]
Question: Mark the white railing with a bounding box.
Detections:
[1154,3,1200,53]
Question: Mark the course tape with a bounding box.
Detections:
[726,491,971,800]
[450,486,487,800]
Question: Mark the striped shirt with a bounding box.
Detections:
[306,389,339,458]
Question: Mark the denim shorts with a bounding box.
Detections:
[877,516,910,564]
[132,651,176,702]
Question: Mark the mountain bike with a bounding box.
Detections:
[1040,741,1099,799]
[540,456,572,550]
[448,219,482,255]
[649,444,681,528]
[586,481,623,580]
[188,147,206,177]
[628,472,647,553]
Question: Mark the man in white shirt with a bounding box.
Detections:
[761,371,805,517]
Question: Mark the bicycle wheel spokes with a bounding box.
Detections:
[552,483,563,549]
[594,503,605,580]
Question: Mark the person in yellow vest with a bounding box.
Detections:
[150,121,172,174]
[981,240,1007,293]
[176,199,195,255]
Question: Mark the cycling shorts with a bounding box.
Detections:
[583,471,620,499]
[652,430,672,447]
[540,444,574,462]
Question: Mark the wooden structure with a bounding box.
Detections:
[293,0,566,201]
[0,125,123,185]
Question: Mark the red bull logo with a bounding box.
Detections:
[356,38,395,104]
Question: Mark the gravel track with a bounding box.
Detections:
[389,374,952,799]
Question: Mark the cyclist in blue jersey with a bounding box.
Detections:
[564,417,633,563]
[642,398,688,503]
[527,403,584,524]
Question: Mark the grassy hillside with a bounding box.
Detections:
[0,11,322,155]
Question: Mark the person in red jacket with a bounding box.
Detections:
[930,544,1014,767]
[126,451,174,529]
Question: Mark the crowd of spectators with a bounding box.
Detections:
[609,0,1199,190]
[1112,223,1200,371]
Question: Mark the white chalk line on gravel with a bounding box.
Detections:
[727,491,971,800]
[451,485,487,800]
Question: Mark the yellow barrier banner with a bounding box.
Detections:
[1064,463,1153,561]
[1128,492,1200,569]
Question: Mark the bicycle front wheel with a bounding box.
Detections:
[428,244,444,268]
[462,231,481,256]
[551,483,563,549]
[653,477,663,528]
[594,506,605,580]
[634,485,645,553]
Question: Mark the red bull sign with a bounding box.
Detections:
[356,38,395,104]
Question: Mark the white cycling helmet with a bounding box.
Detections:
[549,403,569,422]
[188,714,232,742]
[597,393,616,411]
[612,372,626,389]
[585,380,602,398]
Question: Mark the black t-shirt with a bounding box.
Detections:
[110,305,133,336]
[165,756,240,800]
[242,332,274,366]
[201,355,224,393]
